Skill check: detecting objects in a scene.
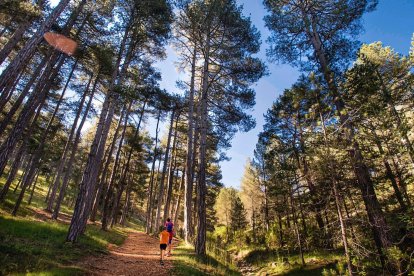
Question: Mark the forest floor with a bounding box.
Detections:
[78,231,177,275]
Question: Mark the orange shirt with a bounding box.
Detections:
[160,230,169,244]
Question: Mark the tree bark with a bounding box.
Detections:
[289,181,305,266]
[184,45,197,243]
[0,143,24,201]
[195,30,211,255]
[110,101,147,225]
[173,168,185,226]
[146,110,162,233]
[163,115,179,222]
[43,59,82,211]
[0,15,36,66]
[28,170,40,205]
[0,54,51,134]
[155,109,175,231]
[51,74,97,220]
[102,103,131,230]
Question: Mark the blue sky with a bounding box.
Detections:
[154,0,414,189]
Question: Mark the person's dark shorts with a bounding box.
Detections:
[160,243,167,250]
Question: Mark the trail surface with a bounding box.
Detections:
[80,231,176,275]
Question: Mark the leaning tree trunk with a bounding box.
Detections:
[119,175,133,226]
[0,0,47,67]
[0,19,34,66]
[154,109,176,231]
[305,16,394,269]
[0,54,52,134]
[90,110,124,221]
[51,74,97,220]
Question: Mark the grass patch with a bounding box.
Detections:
[0,170,129,275]
[171,243,240,276]
[0,214,127,275]
[0,213,127,275]
[243,248,345,276]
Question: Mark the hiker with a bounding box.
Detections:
[165,218,174,256]
[159,226,169,265]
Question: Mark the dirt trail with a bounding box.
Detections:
[80,231,177,276]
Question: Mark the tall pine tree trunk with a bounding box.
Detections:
[195,31,210,255]
[0,143,25,201]
[51,74,97,220]
[173,168,185,226]
[146,110,161,233]
[163,116,179,222]
[155,109,175,231]
[184,46,197,243]
[102,103,131,230]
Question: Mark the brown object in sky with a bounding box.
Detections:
[43,32,77,56]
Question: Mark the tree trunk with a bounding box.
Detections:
[146,110,162,233]
[0,17,35,66]
[102,103,131,230]
[163,116,179,222]
[371,133,407,211]
[28,170,40,205]
[289,182,305,266]
[51,75,97,220]
[173,168,185,226]
[90,111,124,221]
[110,101,147,225]
[320,112,353,275]
[195,31,211,255]
[184,45,197,244]
[0,143,24,201]
[155,109,176,231]
[391,158,411,207]
[0,54,52,134]
[44,59,82,211]
[0,70,24,114]
[119,177,132,226]
[150,157,163,232]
